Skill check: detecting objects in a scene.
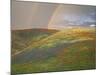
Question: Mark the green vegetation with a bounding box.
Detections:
[11,27,96,74]
[11,29,58,55]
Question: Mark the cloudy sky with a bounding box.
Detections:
[11,1,96,30]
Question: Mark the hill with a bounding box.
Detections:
[12,27,96,74]
[11,28,58,55]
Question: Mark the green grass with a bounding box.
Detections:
[12,39,96,74]
[11,27,96,74]
[11,29,58,55]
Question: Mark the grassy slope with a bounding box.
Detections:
[20,27,95,50]
[11,29,58,55]
[12,27,96,74]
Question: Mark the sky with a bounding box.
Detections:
[11,1,96,30]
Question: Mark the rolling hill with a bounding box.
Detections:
[11,29,58,55]
[11,27,96,74]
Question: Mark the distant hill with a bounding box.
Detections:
[22,27,95,50]
[11,28,58,55]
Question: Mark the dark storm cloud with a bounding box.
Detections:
[53,5,96,26]
[11,1,96,30]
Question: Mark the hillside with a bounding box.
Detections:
[12,27,96,74]
[11,29,58,55]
